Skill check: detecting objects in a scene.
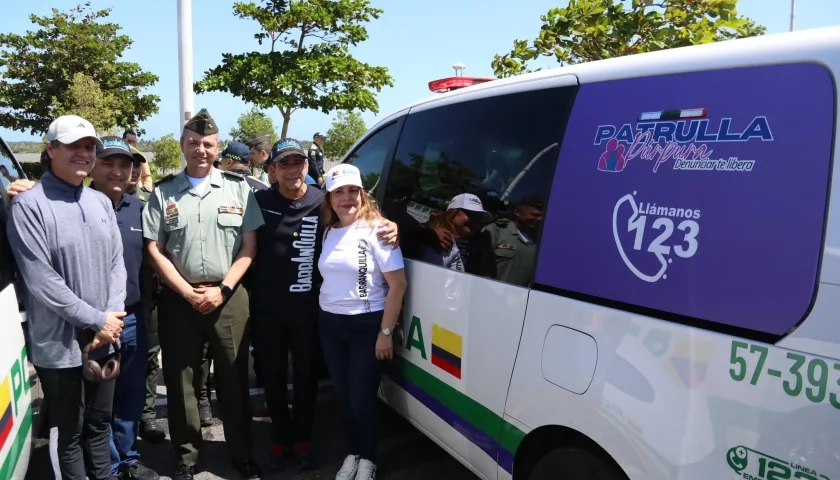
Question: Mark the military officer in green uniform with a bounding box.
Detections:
[142,109,265,480]
[246,133,272,185]
[307,132,326,185]
[475,195,545,288]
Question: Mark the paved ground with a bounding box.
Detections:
[24,368,477,479]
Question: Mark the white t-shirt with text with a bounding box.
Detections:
[318,219,405,315]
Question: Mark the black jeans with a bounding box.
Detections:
[255,310,320,447]
[36,361,116,480]
[318,309,383,461]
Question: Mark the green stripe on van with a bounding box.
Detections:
[394,357,526,453]
[0,405,32,480]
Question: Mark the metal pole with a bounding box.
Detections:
[177,0,194,168]
[790,0,796,32]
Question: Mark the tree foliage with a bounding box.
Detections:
[151,134,182,176]
[0,3,160,135]
[53,73,118,134]
[323,110,366,159]
[229,106,279,145]
[194,0,394,139]
[491,0,766,78]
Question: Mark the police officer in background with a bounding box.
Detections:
[306,133,326,185]
[142,109,265,480]
[219,142,270,193]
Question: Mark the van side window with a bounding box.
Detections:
[343,121,400,195]
[0,139,22,292]
[383,87,577,288]
[0,140,23,195]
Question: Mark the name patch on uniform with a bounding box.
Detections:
[218,206,244,215]
[496,243,516,251]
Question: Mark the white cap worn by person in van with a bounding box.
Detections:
[325,164,363,192]
[46,115,104,149]
[448,193,489,214]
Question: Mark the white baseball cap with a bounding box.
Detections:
[46,115,104,149]
[325,164,363,192]
[448,193,488,214]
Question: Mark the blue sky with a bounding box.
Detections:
[0,0,837,143]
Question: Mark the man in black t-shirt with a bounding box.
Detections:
[251,139,397,472]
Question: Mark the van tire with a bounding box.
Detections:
[527,447,624,480]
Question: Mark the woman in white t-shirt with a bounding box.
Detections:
[317,164,407,480]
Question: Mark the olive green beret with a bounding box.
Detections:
[184,108,218,135]
[245,132,272,148]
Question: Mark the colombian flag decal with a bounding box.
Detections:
[431,324,463,379]
[0,377,13,451]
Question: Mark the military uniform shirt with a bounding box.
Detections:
[142,168,265,284]
[478,220,538,288]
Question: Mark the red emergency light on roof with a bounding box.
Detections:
[428,76,495,93]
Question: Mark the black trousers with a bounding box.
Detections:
[318,310,383,461]
[255,310,320,447]
[36,362,116,480]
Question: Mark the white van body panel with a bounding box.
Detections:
[0,284,32,480]
[374,25,840,480]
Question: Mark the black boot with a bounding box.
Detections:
[138,419,165,444]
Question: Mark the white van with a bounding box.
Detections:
[337,26,840,480]
[0,136,33,480]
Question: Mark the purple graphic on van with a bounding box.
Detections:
[536,63,835,335]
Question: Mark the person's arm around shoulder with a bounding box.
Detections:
[370,224,407,361]
[142,185,198,304]
[221,186,265,288]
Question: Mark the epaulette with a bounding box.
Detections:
[494,218,512,228]
[154,174,175,186]
[221,170,246,180]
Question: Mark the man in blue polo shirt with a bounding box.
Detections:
[92,137,160,480]
[6,136,160,480]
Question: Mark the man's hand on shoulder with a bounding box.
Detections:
[6,179,36,203]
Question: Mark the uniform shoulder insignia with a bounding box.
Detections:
[154,174,175,186]
[494,217,512,227]
[221,170,245,180]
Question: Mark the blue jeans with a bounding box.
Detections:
[318,309,383,461]
[109,310,148,473]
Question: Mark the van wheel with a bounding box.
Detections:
[527,447,625,480]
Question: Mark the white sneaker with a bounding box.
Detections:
[355,459,377,480]
[335,455,360,480]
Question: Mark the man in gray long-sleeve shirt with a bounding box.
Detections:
[5,115,128,480]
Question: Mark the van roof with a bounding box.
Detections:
[393,25,840,115]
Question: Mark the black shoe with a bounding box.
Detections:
[232,458,262,479]
[138,419,166,444]
[198,401,213,427]
[120,461,160,480]
[174,464,195,480]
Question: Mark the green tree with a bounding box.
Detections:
[229,106,278,144]
[323,110,366,159]
[491,0,766,78]
[53,73,118,134]
[151,134,182,176]
[194,0,394,139]
[0,3,160,135]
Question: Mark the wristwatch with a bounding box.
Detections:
[220,283,234,300]
[381,327,393,336]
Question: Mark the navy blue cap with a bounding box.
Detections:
[220,142,251,164]
[268,139,307,165]
[97,136,145,163]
